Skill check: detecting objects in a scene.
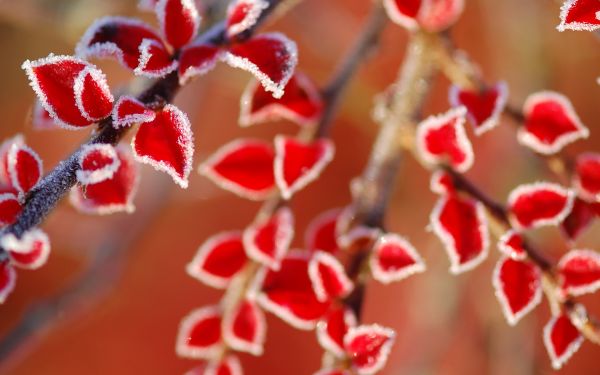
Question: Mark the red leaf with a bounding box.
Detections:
[203,356,243,375]
[22,55,114,129]
[76,144,120,185]
[6,143,42,195]
[497,230,527,261]
[200,139,275,200]
[429,169,455,195]
[508,182,574,230]
[305,208,343,254]
[344,324,395,375]
[558,0,600,32]
[493,256,542,326]
[543,314,584,370]
[226,0,269,38]
[0,135,23,185]
[558,249,600,296]
[383,0,421,29]
[176,305,223,359]
[223,33,298,98]
[70,145,139,215]
[2,228,51,270]
[416,107,473,172]
[316,306,357,357]
[430,195,489,274]
[519,91,588,155]
[186,231,248,289]
[274,136,335,199]
[223,299,266,356]
[112,96,156,128]
[0,260,16,304]
[132,104,194,188]
[253,252,330,330]
[383,0,465,32]
[239,72,323,127]
[448,82,508,135]
[135,38,179,77]
[574,152,600,202]
[32,100,58,130]
[178,43,221,84]
[308,251,354,302]
[243,207,293,270]
[561,198,596,240]
[156,0,200,49]
[0,193,22,227]
[370,233,425,284]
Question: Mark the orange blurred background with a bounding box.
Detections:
[0,0,599,374]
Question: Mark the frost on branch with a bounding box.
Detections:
[558,249,600,296]
[156,0,201,49]
[112,96,156,128]
[316,306,357,358]
[76,144,120,185]
[507,182,574,230]
[222,299,266,356]
[308,251,354,302]
[544,314,584,370]
[178,43,221,85]
[176,305,223,359]
[6,142,43,196]
[132,104,194,188]
[383,0,465,32]
[557,0,600,32]
[574,153,600,202]
[344,324,395,375]
[497,230,526,261]
[1,228,51,270]
[186,231,248,289]
[274,136,335,199]
[243,207,294,270]
[518,91,588,155]
[22,55,114,129]
[226,0,269,39]
[448,81,508,136]
[305,208,343,254]
[199,139,275,200]
[369,233,425,284]
[416,106,474,172]
[239,73,324,127]
[0,260,16,304]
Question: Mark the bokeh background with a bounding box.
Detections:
[0,0,599,374]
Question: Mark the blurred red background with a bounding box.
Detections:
[0,0,599,374]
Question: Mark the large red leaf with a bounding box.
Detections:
[6,143,42,196]
[507,182,574,230]
[543,314,584,370]
[448,82,508,135]
[344,324,395,375]
[558,249,600,296]
[176,305,223,359]
[558,0,600,32]
[156,0,201,49]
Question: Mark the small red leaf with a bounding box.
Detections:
[430,194,489,274]
[383,0,465,32]
[2,228,51,270]
[76,144,120,185]
[493,256,542,326]
[508,182,574,230]
[383,0,421,29]
[370,233,425,284]
[574,153,600,202]
[308,251,354,302]
[429,169,455,195]
[558,0,600,32]
[226,0,269,38]
[199,139,275,200]
[203,356,243,375]
[223,33,298,98]
[176,305,223,359]
[0,260,16,304]
[344,324,395,375]
[305,208,342,254]
[32,100,58,130]
[70,145,139,215]
[186,231,248,289]
[22,55,114,129]
[132,104,194,188]
[274,136,335,199]
[0,135,24,185]
[222,299,266,356]
[178,43,221,85]
[416,106,473,172]
[6,143,42,195]
[561,198,596,240]
[252,252,330,330]
[558,249,600,296]
[449,82,508,135]
[135,38,178,78]
[0,193,22,227]
[156,0,200,49]
[112,96,156,128]
[239,72,323,127]
[543,314,584,370]
[497,230,527,261]
[519,91,588,155]
[243,207,294,270]
[316,306,357,357]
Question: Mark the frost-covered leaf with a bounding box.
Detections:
[430,194,489,274]
[223,299,266,356]
[493,255,542,326]
[344,324,395,375]
[305,208,342,254]
[416,106,473,172]
[558,249,600,296]
[239,73,323,127]
[558,0,600,32]
[370,233,425,284]
[316,306,356,357]
[243,207,293,270]
[543,314,584,370]
[274,136,335,199]
[76,144,120,185]
[518,91,588,155]
[135,38,179,77]
[0,260,16,304]
[1,228,50,270]
[178,43,221,84]
[132,104,194,188]
[32,100,58,130]
[448,82,508,135]
[308,251,354,302]
[112,96,156,128]
[383,0,465,32]
[6,143,42,195]
[497,230,527,261]
[226,0,269,38]
[561,198,596,240]
[574,153,600,202]
[156,0,201,49]
[186,231,248,289]
[429,169,455,195]
[223,33,298,99]
[507,182,574,230]
[0,193,22,227]
[199,139,275,200]
[0,135,24,185]
[22,55,113,129]
[176,305,223,359]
